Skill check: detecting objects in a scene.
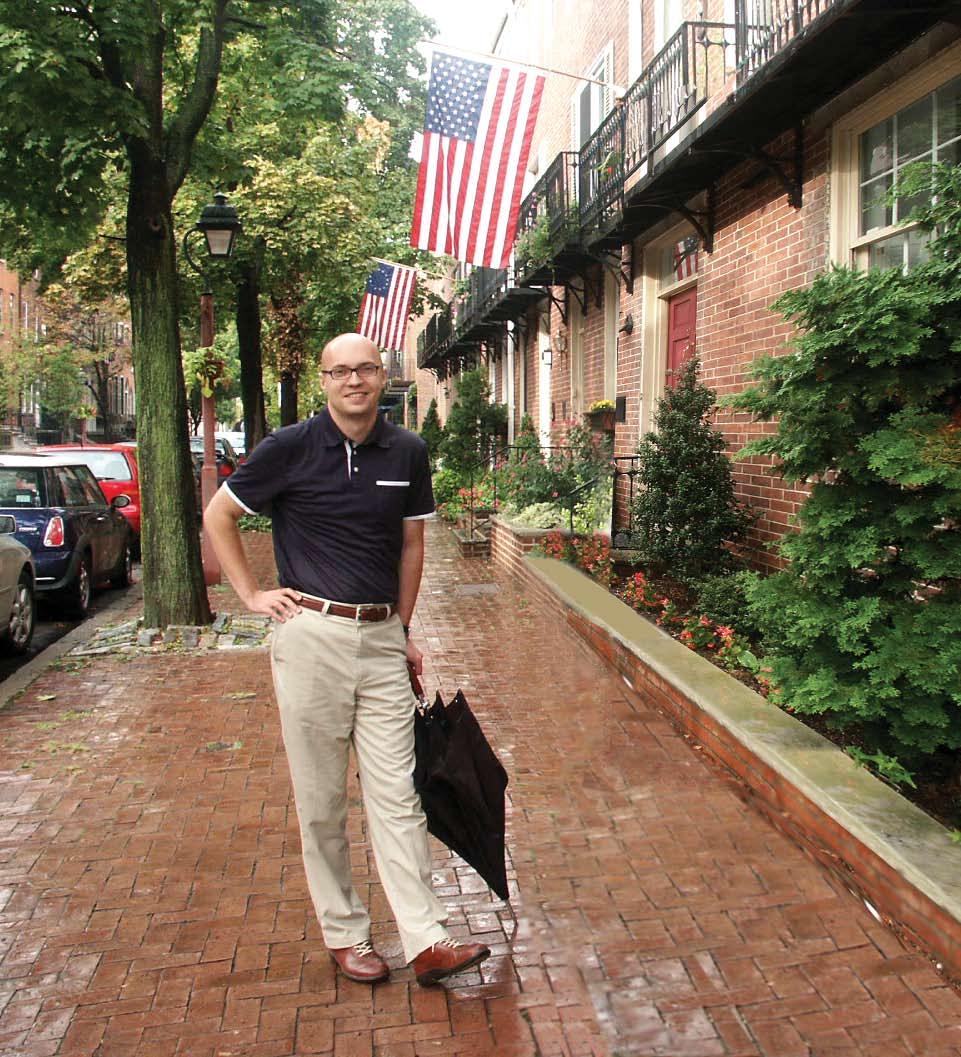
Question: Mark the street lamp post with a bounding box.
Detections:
[183,193,242,585]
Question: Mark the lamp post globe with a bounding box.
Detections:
[196,192,242,258]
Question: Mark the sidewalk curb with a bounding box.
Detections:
[0,582,144,711]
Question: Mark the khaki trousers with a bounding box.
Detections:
[270,608,448,963]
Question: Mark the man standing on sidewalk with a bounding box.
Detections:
[203,333,490,986]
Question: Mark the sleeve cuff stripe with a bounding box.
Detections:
[404,511,436,521]
[222,483,258,516]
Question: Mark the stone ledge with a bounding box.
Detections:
[524,553,961,977]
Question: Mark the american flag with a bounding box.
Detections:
[357,260,417,352]
[673,235,699,280]
[411,50,545,270]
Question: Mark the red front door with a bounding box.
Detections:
[666,286,696,386]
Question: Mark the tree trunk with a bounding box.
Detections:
[280,371,298,426]
[126,167,211,627]
[235,253,267,449]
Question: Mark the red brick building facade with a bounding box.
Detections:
[412,1,961,568]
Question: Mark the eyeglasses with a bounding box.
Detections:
[321,363,383,382]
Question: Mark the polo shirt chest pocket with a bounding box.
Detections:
[373,478,411,519]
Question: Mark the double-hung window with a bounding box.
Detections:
[832,49,961,272]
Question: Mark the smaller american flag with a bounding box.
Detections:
[357,260,417,353]
[673,236,699,281]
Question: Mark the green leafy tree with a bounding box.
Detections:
[419,399,444,470]
[631,356,753,583]
[0,0,433,626]
[39,283,132,442]
[729,163,961,759]
[0,1,264,625]
[440,369,507,479]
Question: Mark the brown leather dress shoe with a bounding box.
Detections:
[329,940,389,984]
[411,938,491,986]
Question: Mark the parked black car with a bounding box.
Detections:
[0,453,134,618]
[189,435,239,486]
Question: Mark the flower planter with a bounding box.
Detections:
[585,409,615,432]
[452,526,490,558]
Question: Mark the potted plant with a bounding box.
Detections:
[585,398,616,432]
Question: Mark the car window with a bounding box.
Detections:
[77,467,107,505]
[0,468,44,507]
[55,467,94,507]
[62,450,132,481]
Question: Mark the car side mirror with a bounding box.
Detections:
[0,514,15,534]
[111,495,131,509]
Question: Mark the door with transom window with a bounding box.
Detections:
[666,286,696,386]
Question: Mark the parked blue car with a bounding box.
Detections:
[0,453,133,618]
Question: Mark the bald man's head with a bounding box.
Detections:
[321,333,380,369]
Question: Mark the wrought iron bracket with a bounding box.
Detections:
[749,125,803,209]
[540,286,568,326]
[635,187,716,253]
[674,188,715,254]
[592,248,635,296]
[584,266,604,311]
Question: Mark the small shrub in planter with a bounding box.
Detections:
[630,356,754,585]
[694,570,761,639]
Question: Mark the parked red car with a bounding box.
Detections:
[37,443,141,553]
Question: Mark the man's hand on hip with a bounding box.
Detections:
[246,588,303,621]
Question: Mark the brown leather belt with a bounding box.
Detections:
[298,596,395,622]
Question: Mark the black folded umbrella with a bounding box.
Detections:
[409,666,510,901]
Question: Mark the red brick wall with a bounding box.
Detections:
[490,517,552,582]
[697,129,831,567]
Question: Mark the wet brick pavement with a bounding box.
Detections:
[1,521,960,1056]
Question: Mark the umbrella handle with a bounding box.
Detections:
[407,662,428,707]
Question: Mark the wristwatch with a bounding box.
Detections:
[402,624,411,638]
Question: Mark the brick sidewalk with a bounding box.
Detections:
[1,521,960,1056]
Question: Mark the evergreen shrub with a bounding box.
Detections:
[630,356,753,584]
[730,163,961,758]
[419,399,444,470]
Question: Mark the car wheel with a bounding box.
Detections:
[2,570,35,655]
[111,538,133,589]
[66,553,92,618]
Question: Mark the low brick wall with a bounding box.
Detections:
[489,516,553,580]
[518,552,961,981]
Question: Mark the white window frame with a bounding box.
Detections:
[570,43,615,150]
[830,41,961,268]
[654,0,682,51]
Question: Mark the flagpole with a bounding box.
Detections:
[420,40,619,90]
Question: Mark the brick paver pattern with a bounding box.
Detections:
[2,522,961,1056]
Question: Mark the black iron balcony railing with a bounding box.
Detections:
[735,0,839,83]
[580,21,733,240]
[515,152,580,283]
[416,304,454,370]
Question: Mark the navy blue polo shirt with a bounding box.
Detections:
[224,409,434,603]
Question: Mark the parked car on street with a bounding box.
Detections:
[189,435,239,490]
[0,453,134,618]
[217,431,247,462]
[37,443,142,554]
[0,514,35,655]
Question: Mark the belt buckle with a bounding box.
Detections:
[356,603,389,623]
